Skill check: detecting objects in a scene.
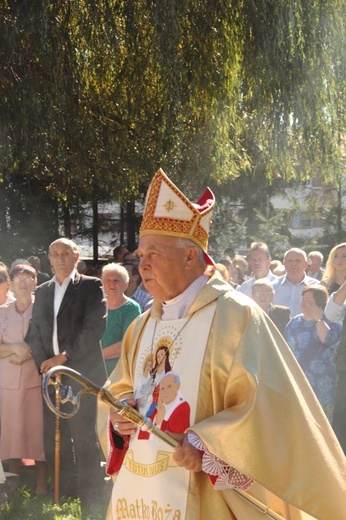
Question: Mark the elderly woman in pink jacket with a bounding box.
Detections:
[0,264,46,494]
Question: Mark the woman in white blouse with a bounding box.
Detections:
[324,279,346,454]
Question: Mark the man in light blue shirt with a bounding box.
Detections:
[237,242,277,297]
[273,248,319,317]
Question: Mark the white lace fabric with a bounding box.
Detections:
[187,432,253,491]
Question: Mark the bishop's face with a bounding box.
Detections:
[137,234,195,303]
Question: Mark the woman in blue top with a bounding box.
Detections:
[101,263,141,375]
[284,284,341,422]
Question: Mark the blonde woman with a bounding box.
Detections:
[322,243,346,294]
[101,263,141,375]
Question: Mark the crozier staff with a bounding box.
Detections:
[98,168,346,520]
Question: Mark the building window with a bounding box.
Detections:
[291,212,314,229]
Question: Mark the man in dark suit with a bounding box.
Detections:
[27,238,107,510]
[251,278,291,335]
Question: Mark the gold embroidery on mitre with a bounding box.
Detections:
[140,169,214,253]
[163,199,176,212]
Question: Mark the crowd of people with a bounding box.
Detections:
[216,241,346,441]
[0,172,345,518]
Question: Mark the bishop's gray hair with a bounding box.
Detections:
[176,237,206,267]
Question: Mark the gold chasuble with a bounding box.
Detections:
[97,273,346,520]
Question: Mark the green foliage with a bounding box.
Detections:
[321,179,346,248]
[240,0,346,181]
[208,197,248,258]
[249,206,294,258]
[0,466,108,520]
[1,0,346,255]
[0,175,59,264]
[0,489,103,520]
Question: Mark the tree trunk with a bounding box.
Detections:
[126,201,137,251]
[62,204,71,238]
[0,182,8,263]
[336,176,343,244]
[92,201,99,263]
[120,205,125,245]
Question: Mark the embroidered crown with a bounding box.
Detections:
[139,169,215,266]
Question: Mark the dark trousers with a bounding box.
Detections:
[332,372,346,455]
[43,391,105,505]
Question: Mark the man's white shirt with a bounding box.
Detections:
[236,270,278,298]
[52,268,76,355]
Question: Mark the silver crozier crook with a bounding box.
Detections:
[42,365,179,447]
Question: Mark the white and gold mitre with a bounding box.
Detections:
[139,169,215,266]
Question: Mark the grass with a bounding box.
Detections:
[0,466,110,519]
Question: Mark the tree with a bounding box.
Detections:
[1,0,346,260]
